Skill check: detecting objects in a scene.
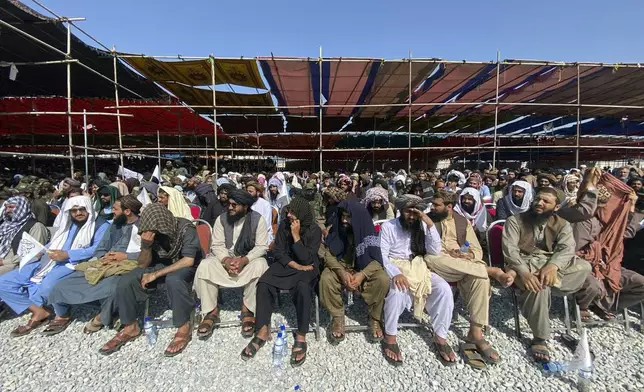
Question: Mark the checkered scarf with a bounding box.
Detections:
[0,196,33,258]
[139,203,191,261]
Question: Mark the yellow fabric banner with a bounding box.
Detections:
[124,57,266,89]
[161,83,275,114]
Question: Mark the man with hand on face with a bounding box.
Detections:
[44,195,143,336]
[502,187,591,363]
[320,200,389,345]
[194,189,269,340]
[379,195,455,367]
[241,196,321,366]
[98,203,202,357]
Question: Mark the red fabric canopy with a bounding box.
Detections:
[0,97,225,136]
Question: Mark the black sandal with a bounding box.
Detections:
[381,341,403,367]
[240,311,255,338]
[530,339,550,363]
[290,340,307,367]
[241,336,267,361]
[197,310,220,340]
[434,341,457,367]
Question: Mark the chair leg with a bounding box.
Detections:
[574,302,584,336]
[511,290,522,339]
[640,302,644,333]
[563,296,572,336]
[144,297,150,319]
[314,295,320,342]
[624,307,630,330]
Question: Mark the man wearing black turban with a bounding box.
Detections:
[241,196,321,366]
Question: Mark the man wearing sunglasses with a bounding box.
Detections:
[194,189,269,339]
[0,196,109,337]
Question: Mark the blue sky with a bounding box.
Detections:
[41,0,644,62]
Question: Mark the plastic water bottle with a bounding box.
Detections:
[143,317,157,346]
[460,241,470,254]
[347,291,354,306]
[543,361,575,372]
[279,324,288,350]
[152,317,173,329]
[542,330,594,391]
[193,299,202,326]
[273,332,286,370]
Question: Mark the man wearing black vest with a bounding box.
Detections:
[425,190,511,370]
[502,187,590,363]
[0,196,50,276]
[194,189,269,339]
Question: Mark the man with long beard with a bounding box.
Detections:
[362,187,395,223]
[246,181,274,246]
[194,189,269,340]
[379,195,455,367]
[426,190,512,370]
[495,180,533,220]
[502,187,591,363]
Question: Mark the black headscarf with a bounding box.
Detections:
[287,196,314,229]
[325,199,382,271]
[228,189,255,206]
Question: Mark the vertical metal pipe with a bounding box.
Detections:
[210,55,219,176]
[319,46,323,173]
[112,46,125,171]
[66,21,74,176]
[575,64,581,168]
[408,50,412,173]
[157,130,161,172]
[492,50,501,169]
[83,109,89,187]
[205,137,209,168]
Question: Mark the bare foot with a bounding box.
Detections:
[488,267,516,287]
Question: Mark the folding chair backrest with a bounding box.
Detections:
[189,204,201,220]
[373,219,388,234]
[484,203,496,218]
[48,204,60,216]
[192,219,212,256]
[486,219,505,268]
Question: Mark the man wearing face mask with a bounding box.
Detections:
[495,181,533,220]
[320,200,389,345]
[44,195,143,336]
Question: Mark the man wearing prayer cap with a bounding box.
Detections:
[194,188,269,340]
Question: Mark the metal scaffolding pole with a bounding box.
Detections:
[408,51,413,172]
[492,51,501,169]
[575,64,581,167]
[66,21,74,176]
[319,46,324,173]
[83,110,90,187]
[210,55,219,176]
[157,131,162,171]
[113,47,125,171]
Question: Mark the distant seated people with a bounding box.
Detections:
[379,195,455,367]
[246,181,274,246]
[43,195,143,335]
[96,185,119,221]
[0,196,109,337]
[194,189,269,340]
[444,175,461,193]
[492,175,508,203]
[158,186,193,220]
[242,196,321,366]
[0,196,50,276]
[194,182,222,226]
[502,187,591,363]
[362,187,395,223]
[628,177,643,193]
[495,180,533,220]
[320,200,389,344]
[453,188,489,235]
[559,169,644,321]
[560,174,580,206]
[466,173,491,200]
[99,202,202,356]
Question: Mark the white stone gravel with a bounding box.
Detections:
[0,286,643,392]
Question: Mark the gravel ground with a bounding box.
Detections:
[0,286,643,392]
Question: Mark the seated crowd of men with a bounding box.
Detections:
[0,163,643,370]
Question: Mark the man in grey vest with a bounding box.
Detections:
[194,189,269,339]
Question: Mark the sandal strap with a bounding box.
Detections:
[292,340,307,349]
[382,342,400,354]
[46,318,71,328]
[240,311,254,319]
[434,342,454,355]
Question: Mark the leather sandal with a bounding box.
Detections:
[197,309,220,340]
[99,329,141,356]
[240,311,255,338]
[164,332,192,357]
[241,336,267,361]
[381,341,403,367]
[290,340,308,367]
[83,315,104,334]
[10,318,48,338]
[42,317,73,336]
[466,338,501,365]
[368,318,383,343]
[327,316,345,345]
